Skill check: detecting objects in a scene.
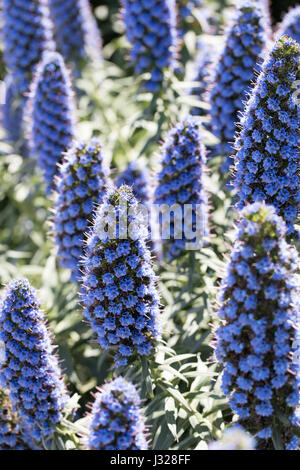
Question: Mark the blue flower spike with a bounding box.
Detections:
[121,0,178,92]
[28,51,76,194]
[81,185,161,368]
[87,377,148,450]
[216,203,300,450]
[233,36,300,236]
[208,0,269,173]
[49,0,102,71]
[53,139,109,283]
[0,278,68,447]
[154,117,209,260]
[2,0,55,143]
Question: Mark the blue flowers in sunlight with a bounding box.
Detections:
[81,186,161,367]
[53,139,109,282]
[0,279,68,446]
[87,377,147,450]
[154,117,208,260]
[122,0,178,92]
[209,0,269,172]
[28,52,76,193]
[49,0,102,70]
[216,203,300,450]
[234,37,300,235]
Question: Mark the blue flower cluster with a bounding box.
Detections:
[0,388,27,450]
[189,42,213,116]
[116,161,152,206]
[154,117,208,260]
[2,0,54,143]
[87,377,148,450]
[0,279,68,445]
[276,7,300,44]
[49,0,102,71]
[54,139,109,283]
[122,0,178,92]
[29,52,76,194]
[209,0,268,173]
[81,186,161,367]
[216,203,300,450]
[233,37,300,235]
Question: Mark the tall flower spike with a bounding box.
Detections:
[116,161,152,206]
[28,52,76,194]
[81,186,161,368]
[87,377,148,450]
[208,0,269,173]
[122,0,178,92]
[154,117,209,260]
[0,279,68,445]
[2,0,55,143]
[53,139,109,283]
[233,37,300,235]
[49,0,102,71]
[215,203,300,450]
[0,388,28,450]
[276,7,300,44]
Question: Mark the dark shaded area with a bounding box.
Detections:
[90,0,121,45]
[269,0,299,24]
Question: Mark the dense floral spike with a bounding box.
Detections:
[81,186,161,367]
[0,279,68,445]
[49,0,102,70]
[2,0,55,143]
[54,139,109,282]
[215,203,300,450]
[2,0,55,93]
[0,388,28,450]
[29,52,76,193]
[276,7,300,44]
[87,377,148,450]
[122,0,178,92]
[189,42,214,116]
[154,117,208,260]
[208,0,268,173]
[116,161,152,206]
[208,425,256,450]
[233,37,300,235]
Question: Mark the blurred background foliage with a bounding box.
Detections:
[0,0,297,450]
